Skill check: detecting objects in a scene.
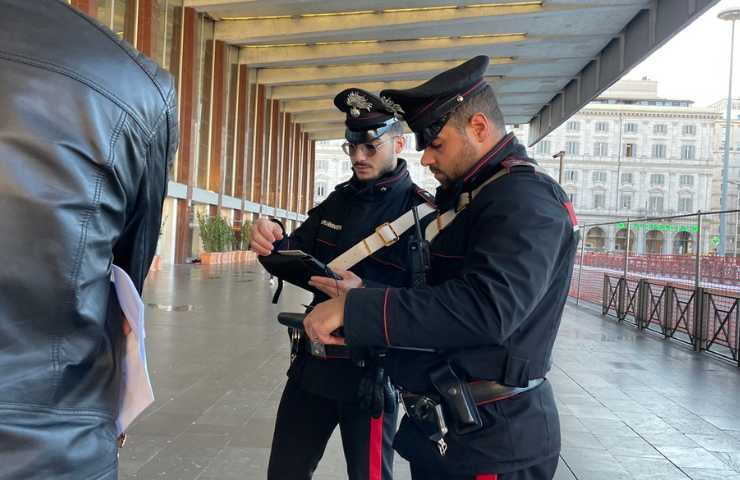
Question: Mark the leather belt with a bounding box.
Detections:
[403,378,543,406]
[302,336,352,360]
[400,378,544,456]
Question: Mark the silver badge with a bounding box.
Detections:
[380,95,405,118]
[346,91,372,118]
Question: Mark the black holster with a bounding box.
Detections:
[429,363,483,435]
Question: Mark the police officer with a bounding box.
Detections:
[305,56,579,479]
[251,88,434,480]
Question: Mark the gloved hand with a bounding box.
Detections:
[357,365,384,418]
[357,366,398,418]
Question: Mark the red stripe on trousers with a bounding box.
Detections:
[476,475,497,480]
[369,414,384,480]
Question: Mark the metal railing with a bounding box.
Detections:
[603,275,739,365]
[569,209,740,366]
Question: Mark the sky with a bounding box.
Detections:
[623,0,740,107]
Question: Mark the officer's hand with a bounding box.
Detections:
[304,296,346,346]
[308,269,362,298]
[250,218,283,256]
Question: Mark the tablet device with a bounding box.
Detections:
[259,250,341,294]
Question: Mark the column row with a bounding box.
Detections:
[68,1,317,264]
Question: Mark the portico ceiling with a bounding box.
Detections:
[184,0,719,144]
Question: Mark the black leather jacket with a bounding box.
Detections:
[0,2,178,479]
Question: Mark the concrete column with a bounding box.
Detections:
[608,224,617,251]
[174,7,199,264]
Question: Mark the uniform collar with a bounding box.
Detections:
[434,133,532,210]
[338,158,412,200]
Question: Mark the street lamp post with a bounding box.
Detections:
[553,150,566,184]
[718,8,740,256]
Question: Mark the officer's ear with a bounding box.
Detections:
[467,112,490,144]
[394,134,406,154]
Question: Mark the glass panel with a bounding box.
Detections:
[96,0,114,29]
[113,0,135,43]
[151,0,183,71]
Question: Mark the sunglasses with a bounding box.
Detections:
[341,137,395,157]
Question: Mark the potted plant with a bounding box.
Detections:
[197,213,234,264]
[239,220,255,261]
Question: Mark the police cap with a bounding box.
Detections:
[333,88,402,143]
[380,55,490,150]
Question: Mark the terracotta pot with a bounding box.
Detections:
[200,252,216,264]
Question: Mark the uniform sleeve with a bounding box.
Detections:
[112,83,178,293]
[344,176,573,349]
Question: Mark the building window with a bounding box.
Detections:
[621,172,633,185]
[624,122,638,134]
[653,124,668,135]
[566,141,580,155]
[621,194,633,210]
[568,193,577,205]
[623,143,637,158]
[682,124,696,136]
[649,195,664,213]
[593,193,606,210]
[566,120,580,132]
[652,144,667,159]
[678,196,693,212]
[595,121,609,133]
[316,182,327,197]
[679,174,694,187]
[536,140,551,154]
[564,170,578,182]
[592,171,607,184]
[317,159,329,171]
[681,144,696,160]
[650,174,665,186]
[593,142,608,157]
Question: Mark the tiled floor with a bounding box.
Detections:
[119,264,740,479]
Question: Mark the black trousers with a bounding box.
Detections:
[409,456,560,480]
[267,375,397,480]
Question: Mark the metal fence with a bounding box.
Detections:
[569,209,740,366]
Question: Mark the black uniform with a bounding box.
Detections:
[341,58,579,479]
[267,157,431,480]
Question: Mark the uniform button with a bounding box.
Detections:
[448,387,458,396]
[380,187,387,192]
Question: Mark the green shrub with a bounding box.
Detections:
[197,213,234,252]
[235,220,252,251]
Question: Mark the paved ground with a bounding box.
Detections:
[119,263,740,479]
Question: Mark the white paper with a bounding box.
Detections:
[111,265,154,434]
